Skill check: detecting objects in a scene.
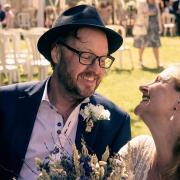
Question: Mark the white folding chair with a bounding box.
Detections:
[22,30,50,80]
[2,29,31,79]
[29,27,49,33]
[162,12,176,36]
[0,50,7,85]
[8,29,31,77]
[16,12,31,29]
[106,25,134,69]
[0,31,20,84]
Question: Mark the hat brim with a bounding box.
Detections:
[37,24,123,62]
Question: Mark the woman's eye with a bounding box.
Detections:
[155,77,162,83]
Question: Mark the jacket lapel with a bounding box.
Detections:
[75,95,101,155]
[10,81,46,176]
[75,110,85,151]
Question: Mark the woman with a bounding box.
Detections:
[2,4,14,29]
[133,0,162,68]
[98,1,112,25]
[119,64,180,179]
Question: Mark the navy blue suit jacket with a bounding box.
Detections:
[0,81,131,179]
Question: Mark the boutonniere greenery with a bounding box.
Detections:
[80,103,110,133]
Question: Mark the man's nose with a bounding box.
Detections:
[89,57,101,69]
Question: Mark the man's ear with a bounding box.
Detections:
[51,45,60,64]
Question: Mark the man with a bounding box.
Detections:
[172,0,180,35]
[0,4,5,22]
[0,5,131,179]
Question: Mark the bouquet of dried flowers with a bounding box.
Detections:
[35,139,131,180]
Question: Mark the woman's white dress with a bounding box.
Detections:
[119,135,156,180]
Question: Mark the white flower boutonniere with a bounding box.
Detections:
[80,103,110,133]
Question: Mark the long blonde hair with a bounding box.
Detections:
[160,64,180,91]
[161,64,180,180]
[161,137,180,180]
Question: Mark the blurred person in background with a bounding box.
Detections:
[98,1,112,24]
[133,0,162,69]
[172,0,180,35]
[0,4,5,23]
[157,0,165,13]
[2,3,14,28]
[44,5,57,28]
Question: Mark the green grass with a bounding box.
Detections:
[97,36,180,137]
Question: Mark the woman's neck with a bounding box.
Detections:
[142,114,176,168]
[147,124,175,180]
[148,122,175,171]
[153,134,173,169]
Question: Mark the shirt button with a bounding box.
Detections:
[57,129,61,134]
[52,146,59,154]
[57,122,61,126]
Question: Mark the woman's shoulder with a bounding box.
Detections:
[121,135,154,151]
[130,135,154,147]
[119,135,155,179]
[119,135,155,160]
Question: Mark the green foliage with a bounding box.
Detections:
[97,37,180,137]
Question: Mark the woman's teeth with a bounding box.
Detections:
[142,96,150,101]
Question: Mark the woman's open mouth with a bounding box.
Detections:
[142,95,150,102]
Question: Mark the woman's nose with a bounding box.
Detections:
[139,85,149,93]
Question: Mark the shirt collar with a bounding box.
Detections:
[41,78,50,102]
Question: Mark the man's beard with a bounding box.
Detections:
[55,53,100,99]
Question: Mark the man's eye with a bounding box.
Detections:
[81,53,93,59]
[100,57,107,62]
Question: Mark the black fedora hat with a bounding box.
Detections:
[37,4,123,62]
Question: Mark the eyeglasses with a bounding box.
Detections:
[57,40,115,69]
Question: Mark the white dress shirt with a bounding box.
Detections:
[19,80,89,180]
